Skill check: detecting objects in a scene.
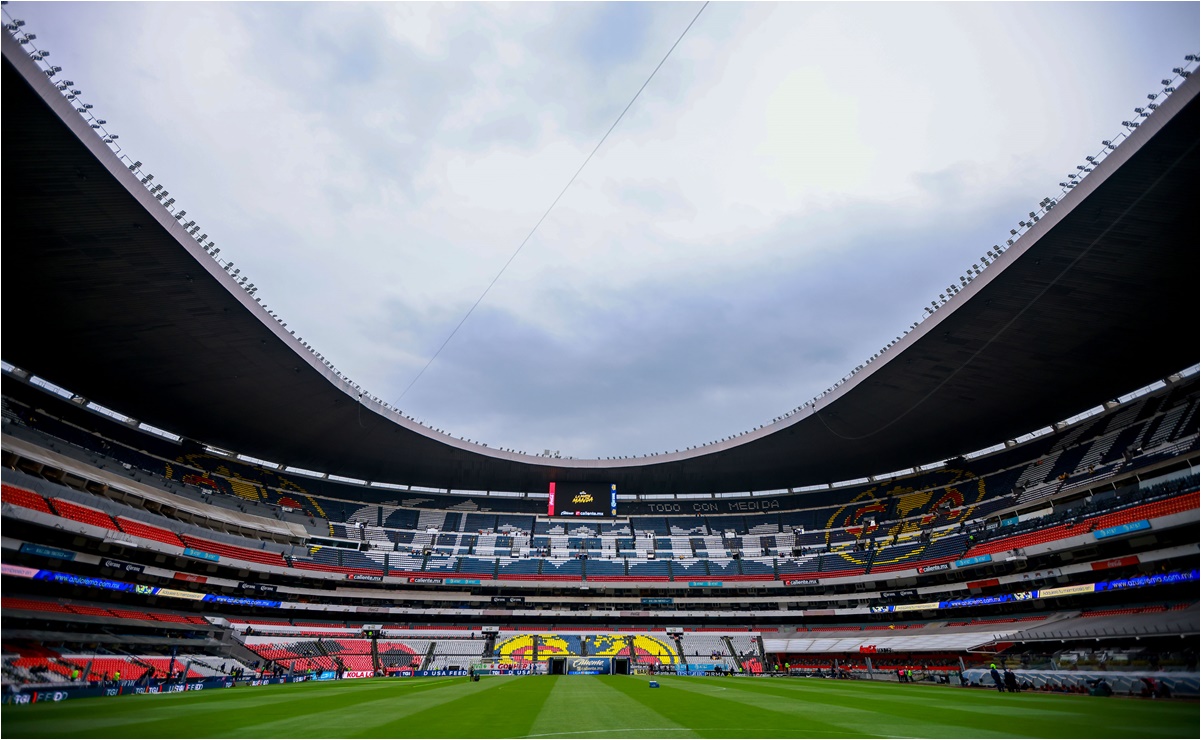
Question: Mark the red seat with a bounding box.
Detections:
[180,535,286,566]
[48,498,118,531]
[1,484,52,513]
[116,517,184,547]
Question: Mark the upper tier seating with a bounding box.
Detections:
[48,498,118,531]
[115,516,185,547]
[965,491,1198,558]
[1,483,53,513]
[179,534,287,567]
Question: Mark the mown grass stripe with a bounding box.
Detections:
[524,676,695,739]
[1,675,1196,739]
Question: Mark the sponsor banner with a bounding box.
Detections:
[3,693,34,705]
[316,671,338,681]
[687,581,723,588]
[566,658,611,675]
[1,563,41,578]
[400,669,469,677]
[954,554,993,568]
[203,594,281,608]
[408,577,443,584]
[475,669,533,676]
[174,572,207,583]
[1101,570,1198,591]
[785,579,820,586]
[183,548,219,562]
[347,574,383,582]
[676,663,724,673]
[880,589,918,599]
[343,671,376,679]
[1093,520,1151,540]
[965,578,1000,589]
[491,596,525,604]
[869,605,892,614]
[1092,556,1140,571]
[19,543,76,561]
[102,558,145,574]
[35,570,140,592]
[892,601,941,612]
[155,588,206,600]
[940,594,1014,609]
[444,578,481,585]
[6,677,231,704]
[999,516,1020,527]
[548,481,555,517]
[917,563,951,573]
[239,582,278,593]
[641,598,674,605]
[1039,583,1096,598]
[1012,590,1037,601]
[803,609,835,617]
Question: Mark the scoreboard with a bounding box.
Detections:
[549,482,617,517]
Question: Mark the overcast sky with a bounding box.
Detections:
[13,2,1199,460]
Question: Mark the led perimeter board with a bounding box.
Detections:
[549,482,617,517]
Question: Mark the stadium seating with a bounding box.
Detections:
[179,535,287,567]
[1,484,53,513]
[47,498,118,530]
[115,516,185,547]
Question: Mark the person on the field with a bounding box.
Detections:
[989,664,1005,693]
[1004,669,1019,693]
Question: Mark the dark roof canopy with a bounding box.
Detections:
[3,34,1198,494]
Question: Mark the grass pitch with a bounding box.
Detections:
[2,675,1197,738]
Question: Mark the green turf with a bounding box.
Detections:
[2,675,1197,738]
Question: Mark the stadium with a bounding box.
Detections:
[1,4,1198,739]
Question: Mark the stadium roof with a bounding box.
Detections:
[3,33,1198,495]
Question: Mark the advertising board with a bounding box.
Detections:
[566,658,612,675]
[549,482,617,517]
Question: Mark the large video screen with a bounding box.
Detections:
[549,482,617,517]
